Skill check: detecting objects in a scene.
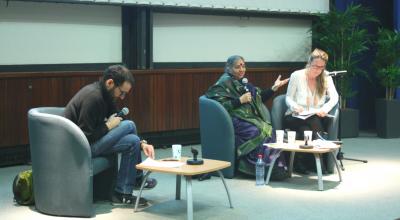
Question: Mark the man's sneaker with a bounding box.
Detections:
[134,178,158,190]
[111,191,148,207]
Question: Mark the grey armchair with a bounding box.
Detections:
[271,94,339,172]
[28,107,117,217]
[199,95,271,178]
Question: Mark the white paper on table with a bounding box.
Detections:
[140,158,185,168]
[312,139,338,148]
[264,143,298,149]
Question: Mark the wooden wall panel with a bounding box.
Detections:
[0,78,31,146]
[0,72,101,147]
[0,67,295,148]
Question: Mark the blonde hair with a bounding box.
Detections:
[306,48,328,98]
[308,48,328,63]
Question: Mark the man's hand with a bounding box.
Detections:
[239,92,252,104]
[271,75,289,91]
[105,113,122,130]
[141,142,155,159]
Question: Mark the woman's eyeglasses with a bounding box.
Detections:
[310,64,326,70]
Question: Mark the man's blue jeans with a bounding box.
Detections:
[91,120,142,194]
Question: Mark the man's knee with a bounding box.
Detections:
[120,120,137,134]
[125,134,141,153]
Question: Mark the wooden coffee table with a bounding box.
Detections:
[265,140,342,191]
[134,157,233,220]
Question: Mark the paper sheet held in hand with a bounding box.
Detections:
[293,108,334,120]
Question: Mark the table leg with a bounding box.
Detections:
[134,171,152,212]
[314,153,323,191]
[330,151,342,182]
[217,170,233,208]
[288,151,295,177]
[265,149,283,185]
[176,175,181,200]
[185,176,193,220]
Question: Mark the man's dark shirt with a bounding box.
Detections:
[64,82,117,144]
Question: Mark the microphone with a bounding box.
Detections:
[116,107,129,117]
[326,70,347,76]
[241,78,249,92]
[187,147,204,165]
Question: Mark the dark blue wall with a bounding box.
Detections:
[395,0,400,100]
[333,0,394,130]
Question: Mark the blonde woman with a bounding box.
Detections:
[284,48,339,174]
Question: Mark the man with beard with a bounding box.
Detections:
[64,65,157,206]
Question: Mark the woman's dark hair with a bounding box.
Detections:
[101,65,134,86]
[225,55,245,74]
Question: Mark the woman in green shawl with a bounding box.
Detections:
[206,55,289,180]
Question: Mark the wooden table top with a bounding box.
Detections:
[136,157,231,176]
[265,140,341,153]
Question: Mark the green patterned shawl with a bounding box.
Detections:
[205,73,272,158]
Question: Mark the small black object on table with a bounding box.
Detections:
[187,148,204,165]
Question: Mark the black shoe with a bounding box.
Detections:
[270,166,290,181]
[198,173,211,181]
[134,178,158,190]
[111,192,148,207]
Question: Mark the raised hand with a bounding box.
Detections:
[271,75,289,91]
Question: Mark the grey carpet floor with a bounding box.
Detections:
[1,133,399,220]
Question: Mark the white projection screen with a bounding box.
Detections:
[0,0,318,65]
[74,0,329,14]
[0,1,122,65]
[153,13,312,63]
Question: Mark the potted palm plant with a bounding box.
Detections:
[310,4,378,138]
[374,28,400,138]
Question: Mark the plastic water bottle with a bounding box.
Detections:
[255,154,265,186]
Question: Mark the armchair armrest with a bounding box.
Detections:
[199,96,236,178]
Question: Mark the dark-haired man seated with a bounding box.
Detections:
[64,65,157,206]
